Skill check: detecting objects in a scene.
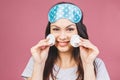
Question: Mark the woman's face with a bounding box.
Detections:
[50,19,78,53]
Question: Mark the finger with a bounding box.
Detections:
[79,41,89,48]
[38,38,49,43]
[80,41,99,54]
[34,39,51,49]
[79,39,94,48]
[80,37,89,42]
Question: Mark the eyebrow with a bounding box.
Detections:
[51,24,76,28]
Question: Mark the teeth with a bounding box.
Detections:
[46,34,55,46]
[70,34,81,47]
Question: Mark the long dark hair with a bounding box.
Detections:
[43,2,96,80]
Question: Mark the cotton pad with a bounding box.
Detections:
[46,34,55,46]
[70,35,81,47]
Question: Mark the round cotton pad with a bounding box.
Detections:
[70,35,81,47]
[46,34,55,46]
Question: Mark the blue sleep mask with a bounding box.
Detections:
[48,3,82,23]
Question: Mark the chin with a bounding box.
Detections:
[57,46,73,53]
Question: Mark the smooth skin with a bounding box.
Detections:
[28,19,99,80]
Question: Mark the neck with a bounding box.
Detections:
[56,51,76,69]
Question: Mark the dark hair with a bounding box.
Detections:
[43,2,96,80]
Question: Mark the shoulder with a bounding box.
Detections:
[95,58,104,65]
[94,58,107,72]
[21,56,34,78]
[94,58,110,80]
[28,56,34,63]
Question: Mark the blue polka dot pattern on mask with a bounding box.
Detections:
[48,4,82,23]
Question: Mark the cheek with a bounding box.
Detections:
[50,32,59,41]
[66,32,78,38]
[51,33,59,38]
[50,29,58,36]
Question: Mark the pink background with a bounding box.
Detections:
[0,0,120,80]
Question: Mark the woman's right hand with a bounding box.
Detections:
[30,39,50,64]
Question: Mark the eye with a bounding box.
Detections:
[52,28,60,31]
[66,28,75,31]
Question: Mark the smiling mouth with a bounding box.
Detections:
[57,41,69,47]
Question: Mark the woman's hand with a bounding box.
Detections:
[30,39,50,64]
[79,38,99,80]
[79,38,99,64]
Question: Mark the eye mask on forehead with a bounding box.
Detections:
[48,3,82,23]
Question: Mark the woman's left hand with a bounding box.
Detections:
[79,38,99,64]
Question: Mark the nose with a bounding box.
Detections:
[59,31,67,40]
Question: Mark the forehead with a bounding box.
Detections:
[50,19,76,28]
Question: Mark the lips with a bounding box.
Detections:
[57,41,69,47]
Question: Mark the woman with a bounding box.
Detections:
[21,2,110,80]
